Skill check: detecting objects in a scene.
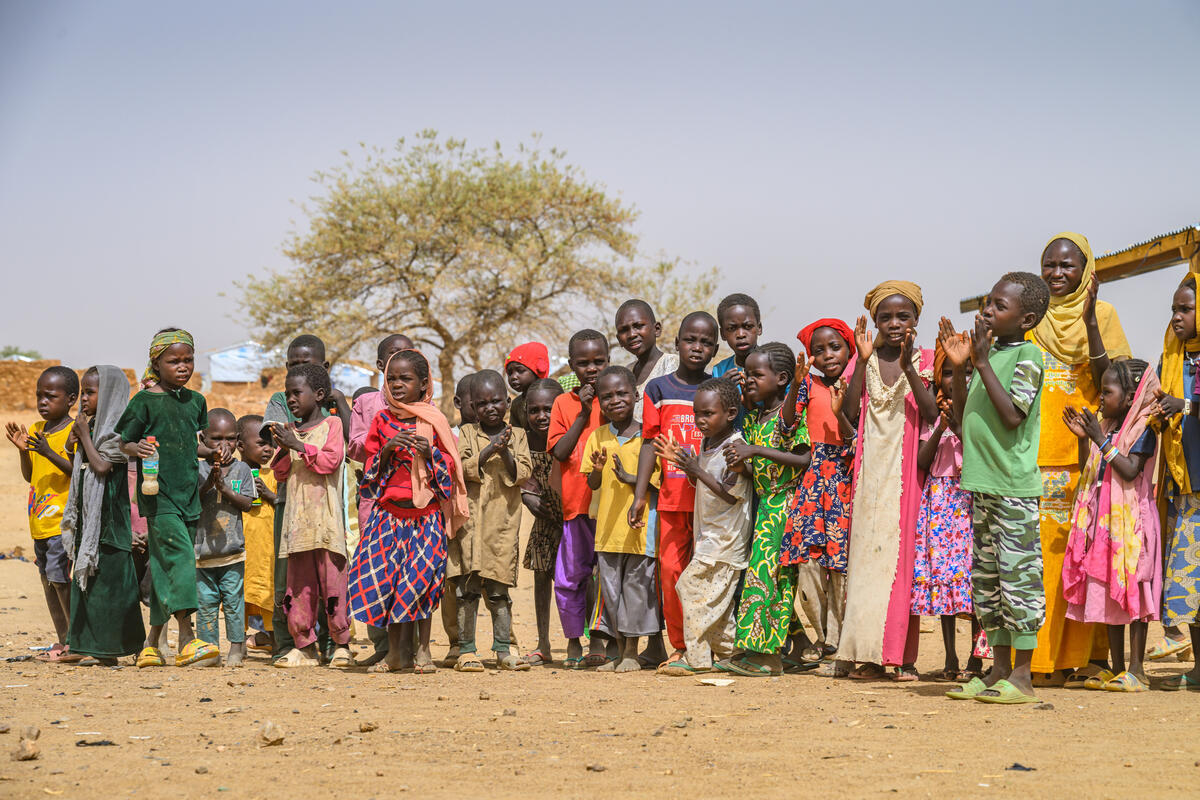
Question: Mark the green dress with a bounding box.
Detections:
[735,407,808,654]
[114,388,208,625]
[66,454,146,658]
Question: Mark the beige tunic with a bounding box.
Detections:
[449,424,533,586]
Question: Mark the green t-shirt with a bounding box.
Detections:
[960,341,1044,497]
[114,388,208,521]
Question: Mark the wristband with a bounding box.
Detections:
[1102,443,1119,463]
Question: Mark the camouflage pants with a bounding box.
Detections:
[971,493,1044,650]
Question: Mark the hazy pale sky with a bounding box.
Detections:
[1,1,1197,377]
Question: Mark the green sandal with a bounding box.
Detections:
[973,679,1040,704]
[563,656,585,670]
[721,656,779,677]
[945,676,987,700]
[1160,673,1200,692]
[657,660,710,676]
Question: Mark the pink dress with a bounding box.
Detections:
[911,427,973,616]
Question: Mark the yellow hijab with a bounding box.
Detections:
[1161,272,1200,495]
[1030,231,1131,365]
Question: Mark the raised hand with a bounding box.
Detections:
[829,379,847,414]
[899,329,915,367]
[26,431,53,457]
[970,314,994,365]
[722,437,753,468]
[578,383,596,413]
[854,315,875,361]
[1062,406,1088,439]
[268,422,302,451]
[938,318,972,366]
[1083,273,1099,326]
[795,351,810,385]
[489,425,513,451]
[1077,406,1104,441]
[5,422,29,450]
[589,446,607,471]
[725,367,745,390]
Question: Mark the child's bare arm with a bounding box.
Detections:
[1069,406,1150,483]
[781,354,807,429]
[217,469,254,513]
[969,317,1028,430]
[72,422,115,477]
[900,331,938,424]
[550,386,594,462]
[684,453,738,505]
[843,316,874,423]
[628,440,658,528]
[586,446,606,491]
[917,414,947,472]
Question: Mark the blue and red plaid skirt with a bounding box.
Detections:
[348,504,447,626]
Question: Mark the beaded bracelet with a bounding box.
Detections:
[1102,442,1119,463]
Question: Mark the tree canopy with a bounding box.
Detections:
[240,131,719,412]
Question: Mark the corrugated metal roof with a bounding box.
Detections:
[1097,224,1199,260]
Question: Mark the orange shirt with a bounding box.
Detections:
[548,389,603,520]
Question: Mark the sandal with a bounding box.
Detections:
[36,644,83,664]
[523,650,552,667]
[496,652,531,671]
[946,676,987,700]
[582,653,608,669]
[848,663,887,681]
[327,647,354,669]
[719,656,780,678]
[1147,637,1192,662]
[892,666,920,682]
[413,660,437,674]
[1160,673,1200,692]
[924,668,959,682]
[817,660,851,678]
[1033,671,1068,688]
[782,656,820,674]
[657,660,710,676]
[176,639,220,667]
[273,648,319,668]
[563,656,585,670]
[369,661,400,673]
[453,654,485,673]
[973,679,1040,705]
[135,646,165,669]
[1102,671,1147,692]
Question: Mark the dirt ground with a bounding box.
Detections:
[0,411,1198,799]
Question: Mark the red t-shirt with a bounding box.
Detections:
[642,373,707,513]
[548,389,604,520]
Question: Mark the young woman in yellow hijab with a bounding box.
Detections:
[1027,232,1132,686]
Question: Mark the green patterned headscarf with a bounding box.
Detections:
[144,328,195,382]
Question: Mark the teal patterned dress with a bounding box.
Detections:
[735,407,809,653]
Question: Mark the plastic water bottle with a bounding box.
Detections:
[142,435,160,496]
[251,468,262,506]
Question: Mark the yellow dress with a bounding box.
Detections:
[242,469,276,630]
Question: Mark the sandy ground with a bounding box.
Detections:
[1,411,1199,799]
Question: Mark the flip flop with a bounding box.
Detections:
[136,646,165,669]
[176,639,220,667]
[973,679,1040,704]
[563,656,585,670]
[657,660,710,676]
[1102,671,1147,692]
[36,644,83,664]
[721,656,779,678]
[782,656,820,674]
[413,661,438,675]
[523,650,552,667]
[582,653,609,668]
[1160,673,1200,692]
[848,663,887,681]
[946,676,987,700]
[924,668,958,682]
[892,666,920,682]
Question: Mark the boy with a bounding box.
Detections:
[6,366,78,661]
[582,366,660,673]
[614,299,678,423]
[196,408,257,666]
[549,329,609,667]
[943,271,1050,704]
[237,414,277,653]
[712,293,764,381]
[504,342,550,429]
[262,334,344,660]
[452,370,533,671]
[630,312,720,664]
[519,379,565,665]
[658,377,752,674]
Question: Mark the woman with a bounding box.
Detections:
[1027,232,1131,686]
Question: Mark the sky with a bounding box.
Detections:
[1,1,1198,378]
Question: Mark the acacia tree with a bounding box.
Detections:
[240,131,718,413]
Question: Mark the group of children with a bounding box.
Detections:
[9,230,1200,704]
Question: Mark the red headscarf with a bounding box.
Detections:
[797,319,854,354]
[505,342,550,379]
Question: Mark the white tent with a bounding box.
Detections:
[206,342,279,383]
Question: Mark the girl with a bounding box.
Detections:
[911,343,981,682]
[784,319,856,671]
[1149,272,1200,691]
[348,350,468,673]
[1028,232,1133,687]
[1061,359,1160,692]
[269,363,353,669]
[520,378,565,666]
[717,342,810,677]
[115,328,219,668]
[62,366,145,666]
[839,281,937,681]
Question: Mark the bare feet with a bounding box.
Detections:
[614,657,640,673]
[639,633,667,666]
[225,641,246,668]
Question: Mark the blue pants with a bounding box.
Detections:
[197,562,246,646]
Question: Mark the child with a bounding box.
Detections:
[349,350,468,673]
[436,371,479,667]
[520,378,565,666]
[784,319,856,670]
[196,408,257,666]
[942,271,1050,703]
[6,366,77,662]
[268,363,353,668]
[549,329,609,667]
[629,311,719,666]
[658,377,752,675]
[911,343,980,682]
[349,334,415,533]
[1148,271,1200,690]
[716,343,810,676]
[839,281,937,681]
[1061,359,1160,692]
[453,369,532,671]
[505,342,550,429]
[711,293,763,381]
[583,366,660,672]
[262,334,345,660]
[237,414,277,653]
[614,299,678,421]
[115,328,219,668]
[61,365,145,666]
